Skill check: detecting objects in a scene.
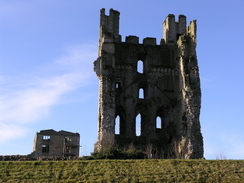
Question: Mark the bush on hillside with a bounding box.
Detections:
[79,148,145,160]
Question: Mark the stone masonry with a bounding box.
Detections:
[30,129,80,158]
[94,9,203,159]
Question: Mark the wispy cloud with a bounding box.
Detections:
[0,123,27,143]
[0,43,97,144]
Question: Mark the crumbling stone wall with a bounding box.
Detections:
[0,155,78,161]
[94,9,203,159]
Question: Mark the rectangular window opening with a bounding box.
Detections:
[43,136,50,140]
[42,145,49,153]
[65,146,71,153]
[65,137,72,142]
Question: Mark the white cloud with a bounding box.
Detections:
[0,124,27,145]
[0,74,78,123]
[0,43,97,144]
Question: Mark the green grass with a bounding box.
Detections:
[0,160,244,182]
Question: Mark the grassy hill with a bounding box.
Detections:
[0,159,244,182]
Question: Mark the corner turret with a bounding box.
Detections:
[100,9,120,44]
[163,14,186,44]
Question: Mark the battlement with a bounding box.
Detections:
[100,9,196,46]
[143,37,157,45]
[100,9,120,42]
[163,14,187,44]
[125,36,158,45]
[125,36,139,44]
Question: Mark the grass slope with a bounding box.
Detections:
[0,160,244,182]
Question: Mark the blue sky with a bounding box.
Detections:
[1,0,244,159]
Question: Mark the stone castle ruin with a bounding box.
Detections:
[30,129,80,158]
[94,9,203,159]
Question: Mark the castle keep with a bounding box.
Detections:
[94,9,203,159]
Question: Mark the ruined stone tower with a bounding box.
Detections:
[94,9,203,159]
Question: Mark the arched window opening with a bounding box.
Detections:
[115,115,120,134]
[139,88,144,99]
[156,116,162,129]
[137,60,143,73]
[136,114,141,136]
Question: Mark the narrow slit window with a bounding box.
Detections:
[156,116,162,129]
[136,114,141,136]
[115,82,121,89]
[115,115,120,134]
[139,88,144,99]
[137,60,143,73]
